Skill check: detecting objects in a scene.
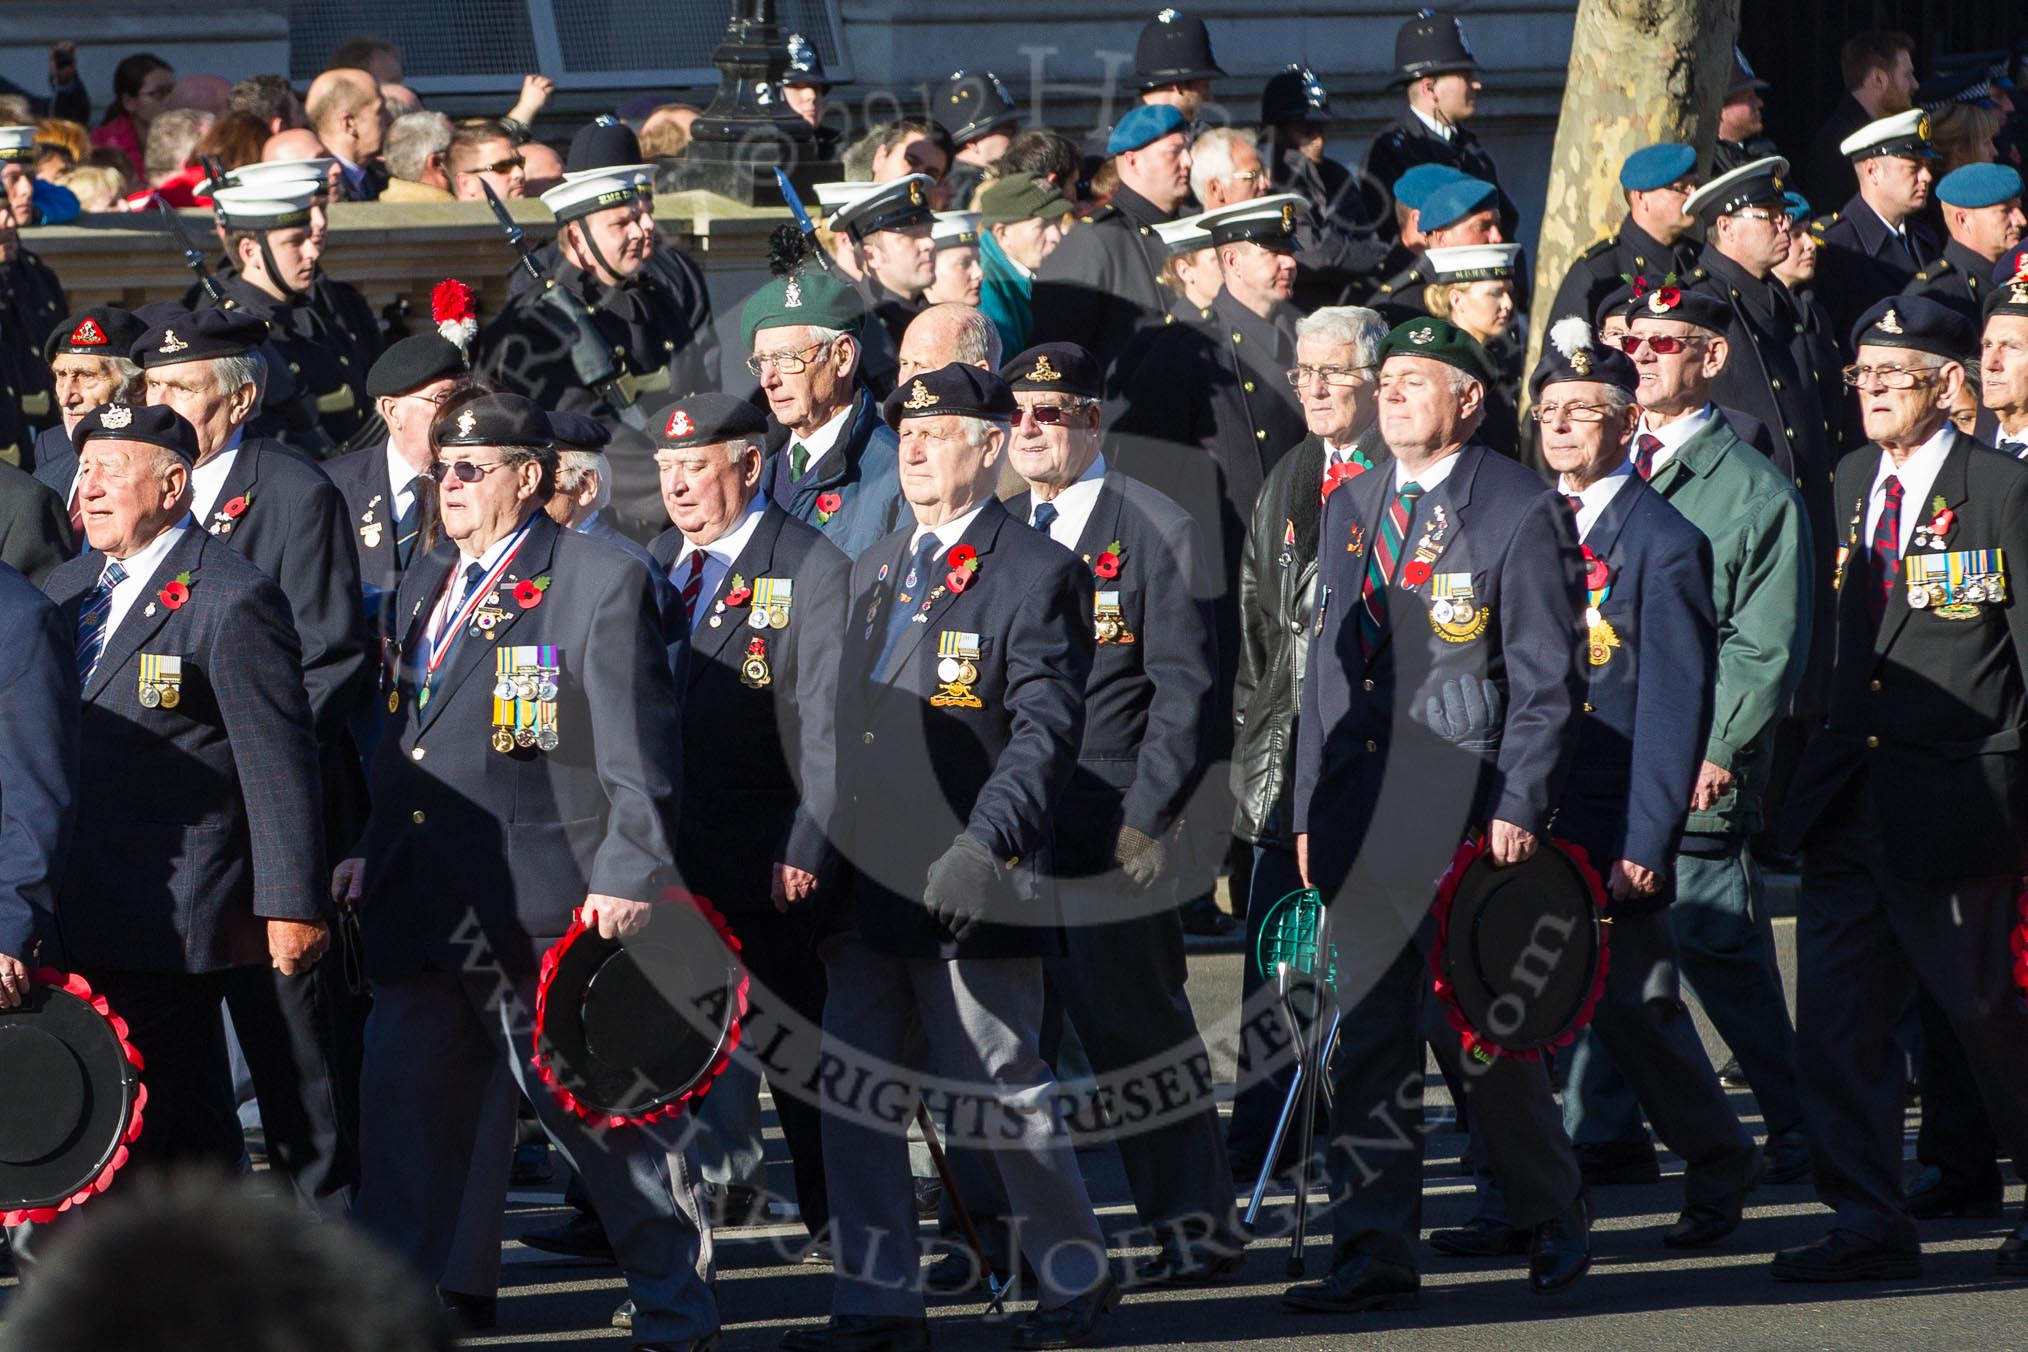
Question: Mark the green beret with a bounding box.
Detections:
[739,272,865,351]
[1378,316,1491,383]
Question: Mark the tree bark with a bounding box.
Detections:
[1524,0,1742,376]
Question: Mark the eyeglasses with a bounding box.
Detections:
[474,154,525,176]
[1618,333,1707,355]
[1841,363,1940,390]
[428,459,511,483]
[745,341,831,377]
[1286,364,1376,387]
[1014,402,1091,426]
[1528,401,1616,424]
[1730,208,1783,225]
[1230,169,1266,184]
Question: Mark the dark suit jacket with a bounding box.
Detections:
[1556,477,1716,905]
[31,425,71,491]
[834,497,1095,959]
[46,528,324,973]
[1029,185,1178,382]
[584,512,691,675]
[354,513,685,978]
[1784,432,2028,880]
[1812,196,1939,351]
[0,460,72,585]
[211,274,373,446]
[321,441,413,636]
[1293,442,1584,898]
[1005,471,1216,874]
[0,562,77,960]
[649,506,848,911]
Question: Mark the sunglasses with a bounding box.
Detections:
[1618,334,1707,355]
[1015,402,1090,426]
[428,460,511,483]
[474,154,525,176]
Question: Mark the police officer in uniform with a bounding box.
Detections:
[1903,164,2026,326]
[1550,144,1703,332]
[1365,9,1512,245]
[932,70,1021,209]
[1261,66,1391,311]
[1811,110,1940,352]
[781,33,845,161]
[824,174,939,397]
[0,139,67,464]
[1130,7,1225,125]
[1773,297,2028,1285]
[478,169,715,543]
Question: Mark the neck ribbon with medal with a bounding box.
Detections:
[416,514,536,715]
[1408,504,1485,643]
[1582,545,1618,665]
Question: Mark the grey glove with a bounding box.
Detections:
[923,833,1002,945]
[1114,825,1166,889]
[1424,677,1504,752]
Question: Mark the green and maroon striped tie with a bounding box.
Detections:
[1358,482,1423,659]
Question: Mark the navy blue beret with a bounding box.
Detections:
[882,362,1016,427]
[1849,295,1975,360]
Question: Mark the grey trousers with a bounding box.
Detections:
[817,932,1108,1317]
[354,970,717,1343]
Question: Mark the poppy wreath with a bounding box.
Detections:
[0,969,147,1226]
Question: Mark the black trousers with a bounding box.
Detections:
[224,958,360,1216]
[1797,794,2028,1248]
[1913,990,2007,1193]
[85,967,241,1173]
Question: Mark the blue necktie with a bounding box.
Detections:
[1032,501,1059,538]
[875,533,941,678]
[75,559,128,682]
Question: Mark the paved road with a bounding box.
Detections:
[460,903,2026,1351]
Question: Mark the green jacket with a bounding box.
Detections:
[1648,411,1813,836]
[978,230,1033,359]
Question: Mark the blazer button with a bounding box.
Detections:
[1244,381,1256,393]
[410,746,426,760]
[1865,736,1879,749]
[1868,679,1881,692]
[1289,618,1303,633]
[1584,702,1595,712]
[1770,378,1782,390]
[411,809,426,824]
[1362,678,1374,691]
[1364,739,1377,752]
[1256,429,1267,440]
[862,731,875,744]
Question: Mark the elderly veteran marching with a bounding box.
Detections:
[34,306,147,497]
[802,363,1115,1352]
[1773,296,2028,1285]
[1285,316,1590,1314]
[333,393,717,1351]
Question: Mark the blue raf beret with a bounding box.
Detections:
[1107,104,1188,156]
[1392,163,1467,210]
[1619,143,1696,193]
[1849,295,1975,361]
[1418,175,1498,232]
[1781,190,1811,223]
[1935,162,2023,210]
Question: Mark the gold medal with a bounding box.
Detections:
[769,608,789,630]
[158,685,179,709]
[388,688,400,714]
[1588,618,1621,666]
[491,728,515,753]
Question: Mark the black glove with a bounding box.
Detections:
[1114,825,1166,889]
[923,833,1002,945]
[1424,677,1504,752]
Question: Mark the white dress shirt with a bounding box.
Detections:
[430,517,533,647]
[1395,448,1462,495]
[1636,403,1716,476]
[102,517,193,643]
[787,401,856,476]
[1560,460,1635,542]
[1029,454,1106,547]
[1864,421,1955,554]
[385,441,431,523]
[1994,419,2028,461]
[910,500,990,560]
[669,495,768,633]
[188,428,246,523]
[1410,105,1456,143]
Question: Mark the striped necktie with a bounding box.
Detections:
[1357,483,1423,660]
[75,559,128,682]
[1633,433,1662,480]
[1868,475,1902,627]
[678,550,708,626]
[395,473,433,568]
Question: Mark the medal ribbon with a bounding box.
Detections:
[424,516,536,683]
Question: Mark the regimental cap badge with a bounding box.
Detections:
[1408,323,1435,345]
[100,404,133,430]
[784,278,803,309]
[1280,202,1295,232]
[1029,354,1062,382]
[158,329,188,354]
[1157,7,1179,22]
[903,379,939,409]
[908,180,923,207]
[666,407,694,438]
[1879,307,1903,334]
[457,408,478,436]
[1571,349,1593,376]
[69,318,106,347]
[1916,113,1931,142]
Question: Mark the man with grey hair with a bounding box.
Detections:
[135,306,369,1218]
[35,305,149,520]
[543,408,687,658]
[141,107,213,196]
[379,110,453,202]
[1189,126,1270,211]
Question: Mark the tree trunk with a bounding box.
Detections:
[1524,0,1742,377]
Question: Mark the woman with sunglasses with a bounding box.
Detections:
[1422,242,1524,454]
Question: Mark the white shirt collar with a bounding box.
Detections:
[1636,402,1715,474]
[188,427,246,524]
[910,499,990,558]
[1395,447,1461,494]
[458,512,538,573]
[101,516,194,643]
[793,401,857,463]
[1029,455,1106,546]
[1410,104,1455,142]
[385,441,431,520]
[677,494,768,567]
[1867,421,1956,554]
[1559,459,1636,541]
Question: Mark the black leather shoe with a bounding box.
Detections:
[634,1337,721,1352]
[923,1249,1026,1294]
[438,1289,497,1332]
[780,1315,931,1352]
[1429,1217,1530,1258]
[704,1181,765,1227]
[1997,1220,2028,1276]
[520,1209,616,1260]
[1575,1141,1660,1187]
[1528,1195,1591,1293]
[1664,1194,1747,1249]
[1009,1273,1119,1349]
[1761,1128,1811,1185]
[1770,1229,1921,1282]
[613,1298,636,1329]
[1130,1237,1245,1287]
[1281,1253,1421,1313]
[1905,1165,2004,1220]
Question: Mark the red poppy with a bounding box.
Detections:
[1583,548,1610,590]
[1931,509,1955,537]
[159,580,190,610]
[947,544,977,570]
[512,579,544,608]
[724,584,752,607]
[945,567,971,593]
[1630,276,1648,297]
[747,637,767,656]
[1402,559,1433,587]
[1654,286,1681,309]
[816,492,843,515]
[222,495,249,519]
[1093,552,1121,580]
[1321,462,1363,500]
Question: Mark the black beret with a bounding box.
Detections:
[1849,295,1975,361]
[1591,280,1639,328]
[1530,318,1640,399]
[71,402,199,463]
[650,394,768,449]
[431,392,555,450]
[43,307,147,367]
[365,334,468,400]
[1001,343,1102,401]
[132,308,268,369]
[882,362,1016,428]
[547,409,612,450]
[567,117,642,174]
[1625,279,1733,334]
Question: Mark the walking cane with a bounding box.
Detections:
[915,1101,1011,1316]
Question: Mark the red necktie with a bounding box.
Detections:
[1633,433,1662,480]
[66,482,83,542]
[679,551,708,625]
[1869,475,1902,627]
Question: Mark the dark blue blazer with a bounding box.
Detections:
[833,496,1095,959]
[353,512,685,979]
[1554,476,1716,905]
[320,441,408,634]
[31,424,71,496]
[650,505,849,911]
[762,385,905,562]
[583,511,691,677]
[0,459,72,586]
[45,528,325,973]
[0,562,77,961]
[1005,471,1216,875]
[1293,442,1585,900]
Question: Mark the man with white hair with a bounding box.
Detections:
[379,109,453,202]
[33,305,146,503]
[1190,127,1269,212]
